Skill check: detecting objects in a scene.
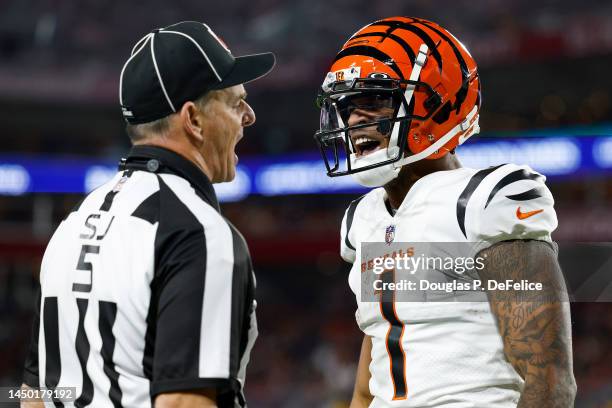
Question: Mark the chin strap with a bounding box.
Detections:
[388,44,429,155]
[393,105,480,168]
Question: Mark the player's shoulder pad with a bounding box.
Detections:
[340,190,380,263]
[459,163,557,247]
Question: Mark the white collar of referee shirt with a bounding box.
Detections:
[120,145,221,212]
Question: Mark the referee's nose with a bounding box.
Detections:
[242,101,256,127]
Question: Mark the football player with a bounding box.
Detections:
[314,17,576,407]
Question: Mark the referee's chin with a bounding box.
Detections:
[223,170,236,183]
[223,153,239,182]
[215,163,237,183]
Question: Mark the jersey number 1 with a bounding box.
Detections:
[379,269,408,400]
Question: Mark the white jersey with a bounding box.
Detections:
[340,164,557,408]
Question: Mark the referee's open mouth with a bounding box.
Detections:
[234,134,243,164]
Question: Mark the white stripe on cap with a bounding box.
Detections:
[131,33,152,56]
[119,33,153,106]
[150,33,176,112]
[202,23,231,54]
[159,30,223,82]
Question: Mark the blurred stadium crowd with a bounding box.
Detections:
[1,0,612,407]
[1,0,612,155]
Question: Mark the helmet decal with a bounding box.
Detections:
[333,46,405,79]
[367,19,444,72]
[414,18,471,112]
[368,73,391,79]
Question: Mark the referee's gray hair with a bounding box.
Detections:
[126,90,219,142]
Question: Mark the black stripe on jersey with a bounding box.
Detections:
[142,305,154,384]
[506,186,546,202]
[412,19,470,112]
[228,223,253,378]
[140,189,168,383]
[333,46,405,79]
[349,32,416,66]
[146,176,207,394]
[456,165,505,238]
[379,270,407,400]
[345,195,366,251]
[484,169,544,208]
[99,301,122,408]
[43,297,64,408]
[100,169,134,212]
[228,221,255,408]
[132,191,160,224]
[75,298,93,407]
[23,289,41,388]
[369,20,443,72]
[99,189,118,213]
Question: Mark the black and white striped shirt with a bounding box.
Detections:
[23,145,258,408]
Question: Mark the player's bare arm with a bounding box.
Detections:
[155,389,217,408]
[478,240,576,408]
[19,384,43,408]
[350,335,374,408]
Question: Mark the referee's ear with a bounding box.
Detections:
[179,101,205,145]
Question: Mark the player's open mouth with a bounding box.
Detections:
[353,136,383,157]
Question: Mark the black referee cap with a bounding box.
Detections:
[119,21,276,124]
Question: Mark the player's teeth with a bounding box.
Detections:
[356,137,375,146]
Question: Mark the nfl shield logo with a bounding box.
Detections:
[385,225,395,245]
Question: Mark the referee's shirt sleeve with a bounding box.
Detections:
[148,181,249,399]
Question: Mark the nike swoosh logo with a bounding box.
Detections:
[516,207,544,220]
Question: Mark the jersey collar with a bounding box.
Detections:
[120,145,220,212]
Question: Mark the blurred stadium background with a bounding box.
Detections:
[1,0,612,407]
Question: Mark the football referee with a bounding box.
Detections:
[20,21,275,408]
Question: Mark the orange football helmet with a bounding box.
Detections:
[315,16,481,186]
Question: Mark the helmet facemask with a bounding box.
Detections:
[314,77,442,185]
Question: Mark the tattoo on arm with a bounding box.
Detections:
[478,240,576,408]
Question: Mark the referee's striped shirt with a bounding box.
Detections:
[23,145,258,408]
